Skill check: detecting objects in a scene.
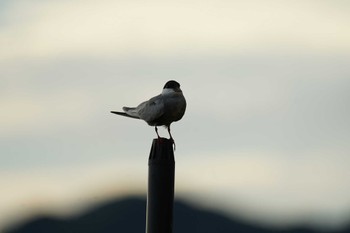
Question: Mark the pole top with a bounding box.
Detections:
[149,138,174,163]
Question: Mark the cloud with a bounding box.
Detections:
[1,0,350,61]
[178,148,350,228]
[0,89,96,137]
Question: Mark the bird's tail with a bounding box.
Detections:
[111,108,140,119]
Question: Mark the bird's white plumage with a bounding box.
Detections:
[161,88,175,95]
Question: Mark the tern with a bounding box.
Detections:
[111,80,186,144]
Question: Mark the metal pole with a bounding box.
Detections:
[146,138,175,233]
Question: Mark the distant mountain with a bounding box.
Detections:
[5,197,350,233]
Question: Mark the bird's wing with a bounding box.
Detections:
[137,95,164,123]
[121,107,140,119]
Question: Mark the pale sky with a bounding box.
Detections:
[1,0,350,231]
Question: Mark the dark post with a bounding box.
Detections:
[146,138,175,233]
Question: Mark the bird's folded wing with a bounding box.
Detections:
[122,107,140,118]
[137,96,164,122]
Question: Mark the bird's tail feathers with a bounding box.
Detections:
[111,109,140,119]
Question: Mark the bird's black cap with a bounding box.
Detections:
[163,80,180,89]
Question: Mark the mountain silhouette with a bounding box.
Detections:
[5,197,350,233]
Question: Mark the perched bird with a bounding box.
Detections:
[111,80,186,144]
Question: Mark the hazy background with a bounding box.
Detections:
[1,0,350,231]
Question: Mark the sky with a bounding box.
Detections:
[1,0,350,231]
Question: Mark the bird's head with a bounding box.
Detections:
[162,80,182,94]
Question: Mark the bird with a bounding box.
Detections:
[111,80,186,145]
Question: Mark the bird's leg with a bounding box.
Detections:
[155,126,160,139]
[167,125,176,150]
